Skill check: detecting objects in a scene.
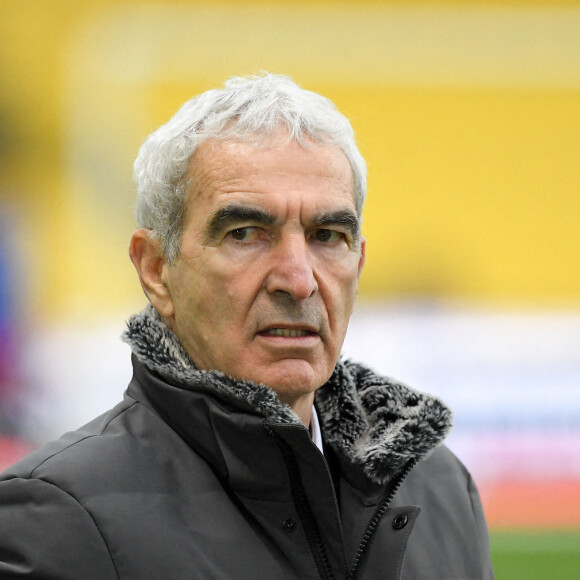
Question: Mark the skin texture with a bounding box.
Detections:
[130,134,365,426]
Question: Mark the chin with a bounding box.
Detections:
[258,363,330,400]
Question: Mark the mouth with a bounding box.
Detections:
[260,328,317,338]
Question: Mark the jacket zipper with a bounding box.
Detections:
[265,426,335,580]
[347,458,417,580]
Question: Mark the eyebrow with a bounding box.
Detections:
[204,204,361,244]
[204,204,276,243]
[314,209,361,243]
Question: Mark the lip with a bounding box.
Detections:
[258,323,319,335]
[256,324,320,343]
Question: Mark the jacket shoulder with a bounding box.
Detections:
[395,445,494,579]
[415,444,470,478]
[1,397,138,481]
[1,393,216,502]
[396,444,481,514]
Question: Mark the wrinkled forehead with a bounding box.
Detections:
[185,133,355,206]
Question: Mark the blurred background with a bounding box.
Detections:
[1,0,579,576]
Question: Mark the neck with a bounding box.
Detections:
[279,392,314,428]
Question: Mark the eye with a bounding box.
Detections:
[314,229,343,243]
[228,227,260,243]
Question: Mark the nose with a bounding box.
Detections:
[265,234,318,300]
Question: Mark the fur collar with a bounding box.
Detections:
[123,304,452,485]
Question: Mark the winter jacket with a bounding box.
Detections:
[0,306,494,579]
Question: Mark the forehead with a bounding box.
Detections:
[185,136,355,213]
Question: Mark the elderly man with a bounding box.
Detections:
[0,74,494,579]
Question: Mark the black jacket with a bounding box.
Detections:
[0,307,494,579]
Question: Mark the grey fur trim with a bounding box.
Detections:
[123,305,453,485]
[316,361,453,485]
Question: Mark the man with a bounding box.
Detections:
[0,74,494,579]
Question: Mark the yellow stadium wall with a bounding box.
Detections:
[1,0,579,322]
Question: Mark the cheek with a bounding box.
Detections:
[193,265,254,331]
[330,257,361,300]
[169,267,217,335]
[322,267,360,336]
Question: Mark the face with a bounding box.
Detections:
[159,135,365,405]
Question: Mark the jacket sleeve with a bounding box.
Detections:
[0,477,118,579]
[393,446,495,580]
[467,472,495,580]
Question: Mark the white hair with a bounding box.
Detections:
[133,73,367,263]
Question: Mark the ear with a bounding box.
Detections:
[129,229,175,319]
[357,236,366,279]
